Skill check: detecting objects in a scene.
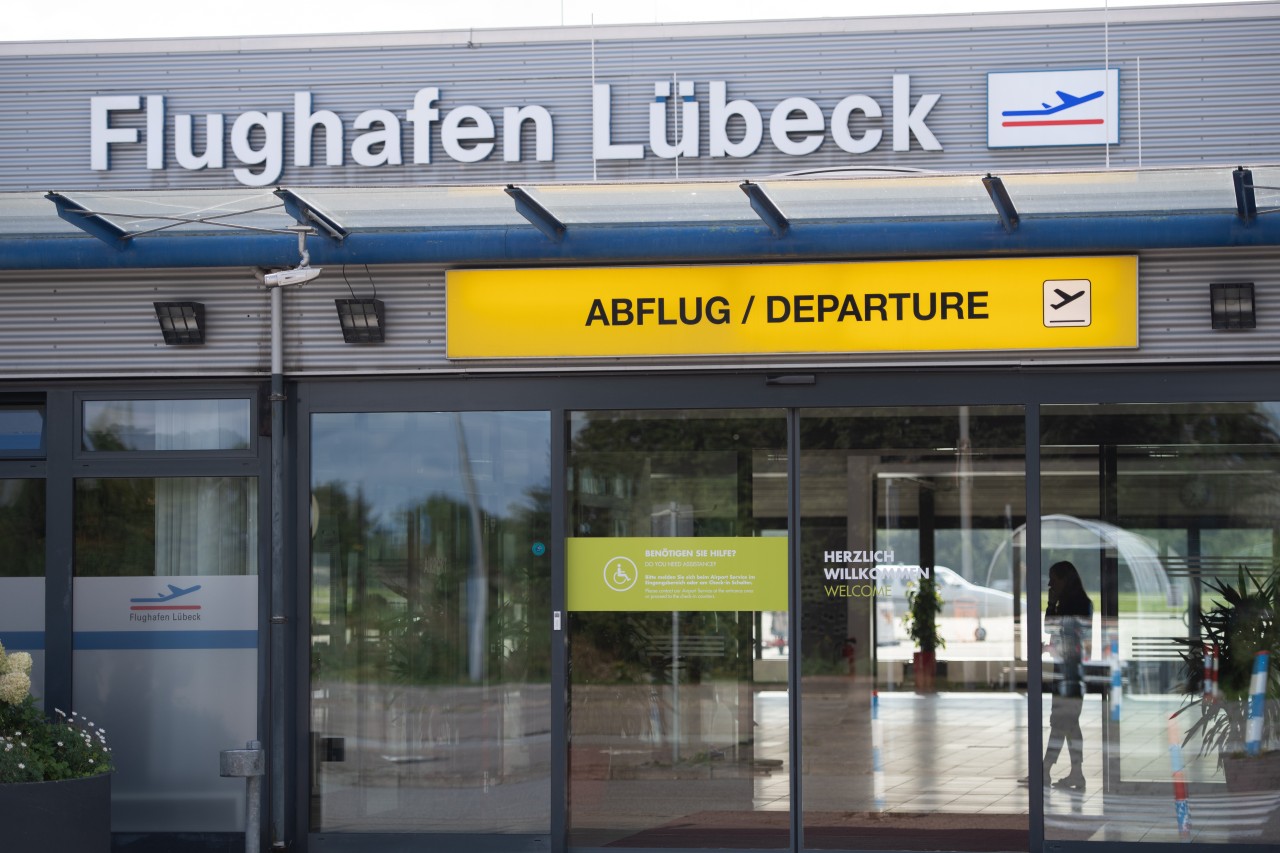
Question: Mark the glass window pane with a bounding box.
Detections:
[0,406,44,454]
[0,478,45,700]
[800,406,1028,851]
[309,411,552,835]
[1041,402,1280,844]
[567,409,790,849]
[73,476,258,832]
[82,399,251,451]
[75,477,258,577]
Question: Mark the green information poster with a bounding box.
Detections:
[567,536,788,611]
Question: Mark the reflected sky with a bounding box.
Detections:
[311,411,550,525]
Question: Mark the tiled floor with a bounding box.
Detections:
[791,687,1280,845]
[315,679,1279,845]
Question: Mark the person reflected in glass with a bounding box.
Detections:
[1042,560,1093,791]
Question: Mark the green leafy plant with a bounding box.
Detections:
[1175,567,1279,766]
[904,574,945,655]
[0,641,113,783]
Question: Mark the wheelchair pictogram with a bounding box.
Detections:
[603,556,638,592]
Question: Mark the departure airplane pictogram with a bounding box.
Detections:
[1002,90,1104,117]
[1050,288,1087,310]
[130,584,202,603]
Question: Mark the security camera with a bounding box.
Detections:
[263,265,322,287]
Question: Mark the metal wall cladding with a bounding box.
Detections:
[1,7,1279,192]
[0,249,1275,379]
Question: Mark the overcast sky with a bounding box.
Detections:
[3,0,1251,42]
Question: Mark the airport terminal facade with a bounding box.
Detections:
[1,4,1279,852]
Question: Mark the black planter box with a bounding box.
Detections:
[0,772,111,852]
[1223,750,1280,793]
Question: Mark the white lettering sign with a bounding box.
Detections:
[89,78,943,186]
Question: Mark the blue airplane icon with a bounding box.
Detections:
[1002,90,1104,117]
[130,583,202,603]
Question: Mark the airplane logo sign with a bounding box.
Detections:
[988,70,1119,148]
[129,583,203,611]
[1043,279,1091,327]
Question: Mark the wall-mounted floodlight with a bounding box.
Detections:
[1210,282,1255,330]
[154,301,205,345]
[740,181,790,237]
[335,298,385,343]
[982,174,1019,232]
[505,185,565,242]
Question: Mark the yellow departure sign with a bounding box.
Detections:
[446,256,1137,358]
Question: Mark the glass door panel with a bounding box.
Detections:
[0,478,44,696]
[309,411,551,835]
[799,406,1028,851]
[567,409,790,849]
[73,476,258,831]
[1041,403,1280,844]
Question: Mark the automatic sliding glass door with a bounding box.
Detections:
[562,404,1031,851]
[798,406,1029,851]
[566,408,790,849]
[308,411,552,837]
[1040,403,1280,845]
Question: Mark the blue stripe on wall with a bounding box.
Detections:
[0,631,45,650]
[73,630,258,650]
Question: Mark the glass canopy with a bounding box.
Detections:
[1,164,1274,240]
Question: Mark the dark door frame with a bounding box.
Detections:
[294,366,1280,853]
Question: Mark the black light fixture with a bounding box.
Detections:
[153,301,205,345]
[335,298,385,343]
[1210,282,1256,330]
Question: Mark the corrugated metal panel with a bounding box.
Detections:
[1137,248,1280,362]
[0,249,1276,379]
[0,268,273,378]
[0,8,1277,191]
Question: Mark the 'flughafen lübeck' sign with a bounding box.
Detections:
[89,78,950,186]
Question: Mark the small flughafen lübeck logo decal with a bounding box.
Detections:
[128,583,203,623]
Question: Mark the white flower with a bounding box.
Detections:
[57,741,64,747]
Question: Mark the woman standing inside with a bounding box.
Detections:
[1042,560,1093,791]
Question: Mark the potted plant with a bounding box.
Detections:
[0,641,113,852]
[1175,567,1279,792]
[904,574,945,692]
